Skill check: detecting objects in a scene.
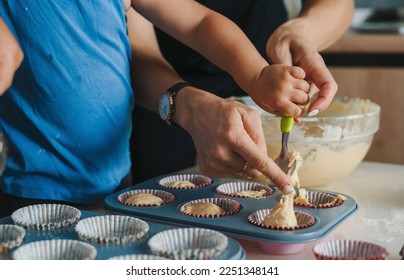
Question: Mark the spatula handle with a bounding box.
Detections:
[281,116,294,134]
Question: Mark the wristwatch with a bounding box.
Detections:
[159,82,190,125]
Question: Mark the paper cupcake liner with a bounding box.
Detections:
[313,239,389,260]
[148,227,228,260]
[108,254,169,260]
[248,209,315,230]
[12,239,97,260]
[216,181,274,198]
[179,197,241,218]
[116,189,176,207]
[11,204,81,230]
[294,190,345,208]
[157,174,212,189]
[75,215,149,244]
[0,224,26,253]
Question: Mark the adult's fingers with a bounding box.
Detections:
[288,66,306,80]
[308,80,338,114]
[197,152,260,179]
[237,106,267,156]
[300,54,338,114]
[229,128,292,189]
[266,35,293,66]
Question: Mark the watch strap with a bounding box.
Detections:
[164,82,191,125]
[167,82,191,95]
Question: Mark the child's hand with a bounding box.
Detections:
[266,18,339,117]
[248,64,310,119]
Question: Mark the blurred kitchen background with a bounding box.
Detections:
[316,0,404,165]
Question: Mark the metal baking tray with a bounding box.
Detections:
[0,210,245,260]
[103,174,358,244]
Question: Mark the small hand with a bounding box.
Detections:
[248,64,310,119]
[0,18,24,95]
[266,19,338,116]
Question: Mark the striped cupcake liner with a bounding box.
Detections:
[12,239,97,260]
[116,189,176,207]
[157,174,212,189]
[248,208,315,230]
[179,197,241,218]
[216,181,274,198]
[0,224,26,253]
[11,204,81,230]
[313,239,389,260]
[75,215,149,244]
[294,190,345,209]
[148,227,228,260]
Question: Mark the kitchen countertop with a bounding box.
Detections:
[323,8,404,54]
[235,161,404,260]
[84,161,403,260]
[324,30,404,54]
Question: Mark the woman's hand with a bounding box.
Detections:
[173,88,294,194]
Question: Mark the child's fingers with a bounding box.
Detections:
[292,78,310,93]
[283,94,306,118]
[290,89,310,107]
[288,66,306,79]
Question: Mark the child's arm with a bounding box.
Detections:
[127,7,293,192]
[131,0,310,119]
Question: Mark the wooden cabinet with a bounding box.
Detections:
[328,67,404,164]
[323,31,404,164]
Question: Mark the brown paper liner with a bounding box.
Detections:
[313,239,389,260]
[247,209,315,230]
[216,181,274,198]
[116,189,176,207]
[294,190,345,209]
[179,198,241,218]
[157,174,212,189]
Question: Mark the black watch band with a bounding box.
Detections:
[159,82,191,125]
[167,82,191,95]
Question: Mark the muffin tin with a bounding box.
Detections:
[103,174,358,245]
[0,210,245,260]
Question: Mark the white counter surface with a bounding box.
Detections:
[236,161,404,260]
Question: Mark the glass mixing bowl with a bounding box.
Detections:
[237,96,380,187]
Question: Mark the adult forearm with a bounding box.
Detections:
[298,0,355,51]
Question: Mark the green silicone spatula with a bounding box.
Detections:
[275,116,294,174]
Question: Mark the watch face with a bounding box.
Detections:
[159,93,170,121]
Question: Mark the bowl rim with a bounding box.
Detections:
[236,95,381,122]
[263,102,381,122]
